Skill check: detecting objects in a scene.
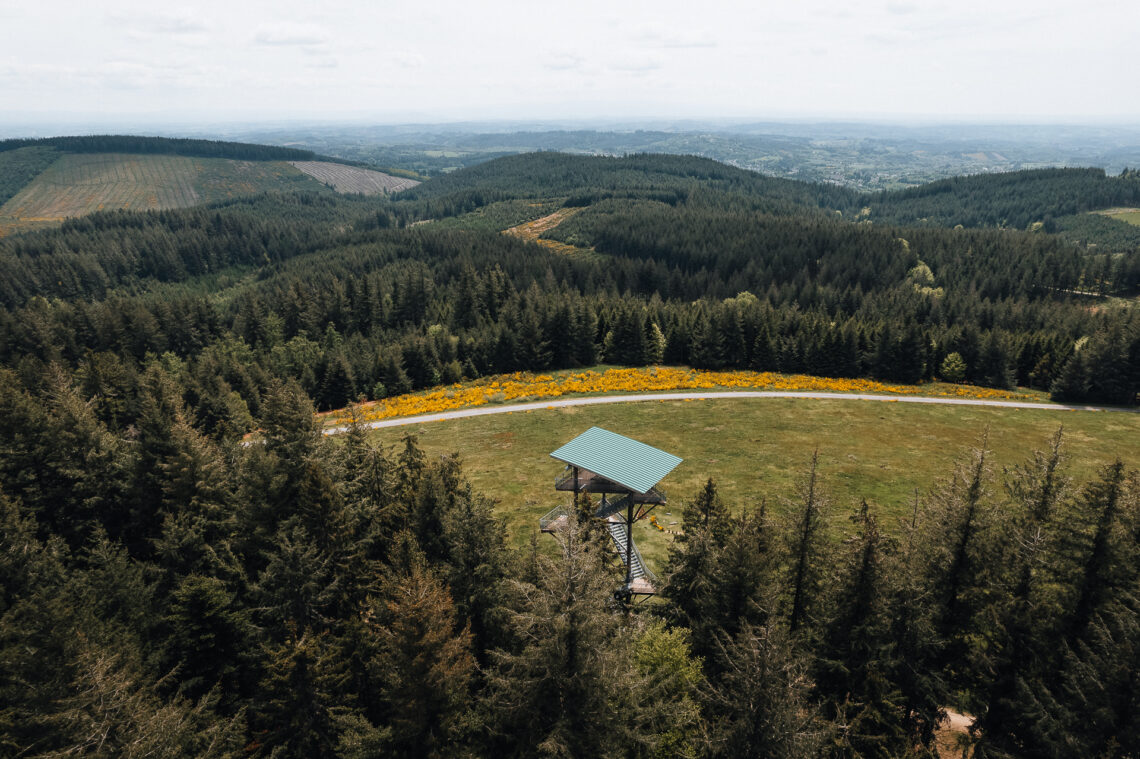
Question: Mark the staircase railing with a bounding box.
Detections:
[604,519,657,585]
[538,505,569,531]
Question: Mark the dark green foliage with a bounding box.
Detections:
[160,574,253,707]
[485,514,642,759]
[0,145,60,205]
[787,449,830,635]
[1054,210,1140,255]
[816,503,910,759]
[4,149,1140,757]
[253,629,349,758]
[0,134,321,162]
[662,481,780,671]
[923,435,1000,699]
[368,559,476,758]
[863,167,1140,230]
[3,151,1138,415]
[701,623,825,758]
[1,360,1139,757]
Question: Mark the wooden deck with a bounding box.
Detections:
[555,468,666,503]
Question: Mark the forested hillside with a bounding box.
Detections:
[860,166,1140,229]
[1,148,1139,757]
[2,376,1137,757]
[0,135,324,162]
[0,146,61,206]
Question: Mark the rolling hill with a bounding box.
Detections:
[0,136,417,236]
[0,152,328,235]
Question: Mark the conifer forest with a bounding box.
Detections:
[1,139,1139,758]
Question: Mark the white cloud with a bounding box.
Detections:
[1,0,1136,122]
[609,54,663,72]
[545,53,584,71]
[387,51,426,70]
[252,22,328,47]
[659,33,717,49]
[885,1,919,15]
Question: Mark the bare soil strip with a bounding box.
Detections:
[503,207,585,255]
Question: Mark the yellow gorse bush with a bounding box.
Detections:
[323,367,1027,426]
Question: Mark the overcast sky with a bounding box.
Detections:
[2,0,1138,127]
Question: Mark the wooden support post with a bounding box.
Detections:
[625,498,634,589]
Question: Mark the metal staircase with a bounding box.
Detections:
[594,494,632,520]
[604,516,656,589]
[545,428,682,597]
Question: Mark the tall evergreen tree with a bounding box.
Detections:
[787,449,830,635]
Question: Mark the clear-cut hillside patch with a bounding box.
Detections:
[0,153,327,235]
[289,161,420,194]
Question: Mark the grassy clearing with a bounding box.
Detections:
[0,153,328,234]
[1093,207,1140,226]
[427,198,566,233]
[289,161,420,194]
[366,397,1140,571]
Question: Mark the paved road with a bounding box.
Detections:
[323,391,1139,435]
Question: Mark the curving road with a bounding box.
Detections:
[322,391,1139,435]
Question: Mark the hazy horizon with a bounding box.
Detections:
[3,0,1138,132]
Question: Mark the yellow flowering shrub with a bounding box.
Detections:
[322,367,1029,427]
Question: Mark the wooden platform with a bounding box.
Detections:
[555,469,666,503]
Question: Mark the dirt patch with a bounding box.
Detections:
[502,207,587,255]
[934,709,974,759]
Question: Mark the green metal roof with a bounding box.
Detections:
[550,427,682,494]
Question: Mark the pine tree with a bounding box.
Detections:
[254,628,351,758]
[1050,348,1090,401]
[369,559,475,759]
[485,511,642,758]
[690,312,726,369]
[40,640,245,759]
[159,574,254,708]
[924,432,999,696]
[663,479,734,665]
[974,429,1070,757]
[632,620,703,759]
[816,502,909,759]
[887,492,947,749]
[787,449,830,635]
[702,623,825,759]
[151,416,241,582]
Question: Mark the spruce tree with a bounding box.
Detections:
[787,449,830,635]
[702,623,825,759]
[485,511,643,758]
[816,502,909,759]
[370,559,475,759]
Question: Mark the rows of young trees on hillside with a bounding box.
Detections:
[1,365,1137,757]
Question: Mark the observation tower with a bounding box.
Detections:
[540,426,682,597]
